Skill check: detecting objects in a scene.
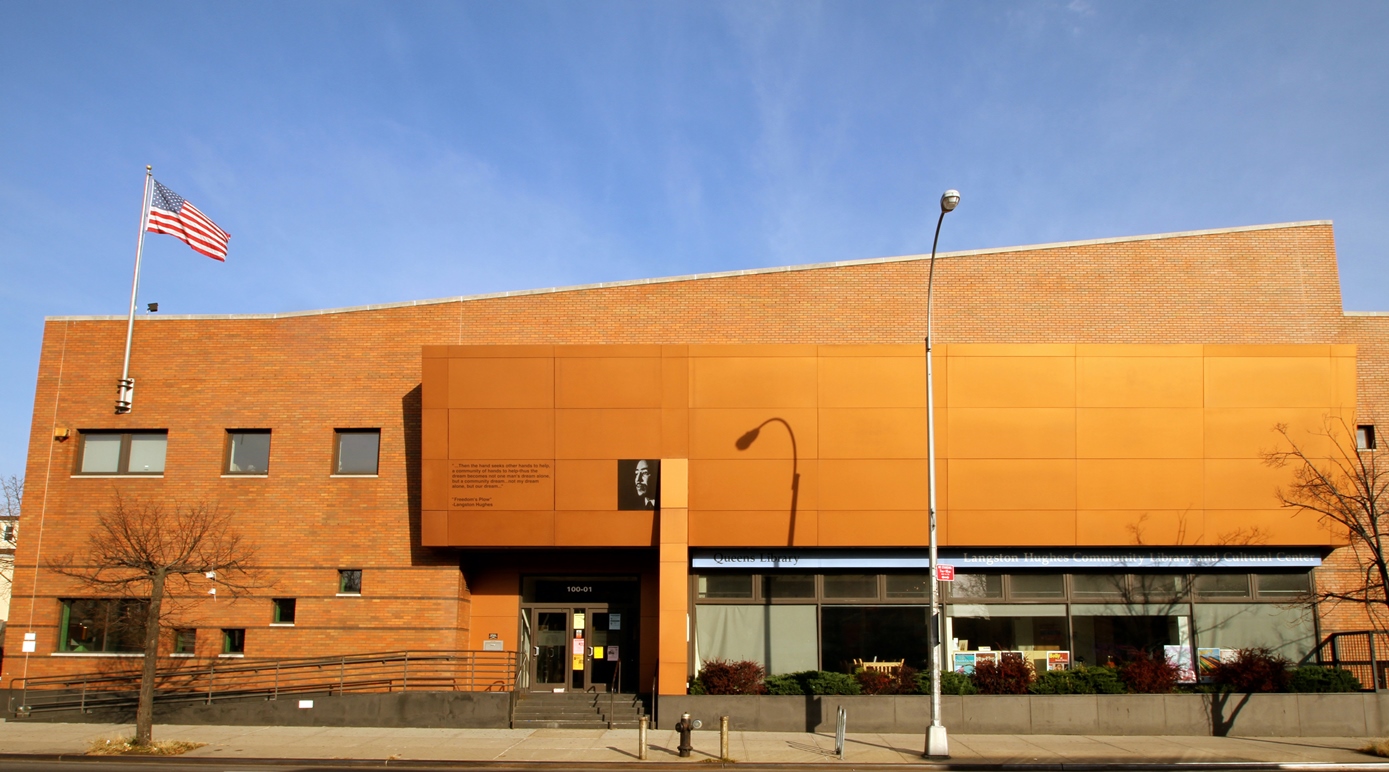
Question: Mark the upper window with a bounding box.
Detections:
[338,569,363,595]
[60,598,148,652]
[2,520,15,544]
[272,597,297,624]
[173,628,197,655]
[77,431,167,475]
[225,430,271,474]
[1358,425,1377,451]
[1193,573,1251,599]
[334,430,380,475]
[222,628,246,655]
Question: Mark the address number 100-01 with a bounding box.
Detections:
[568,586,593,593]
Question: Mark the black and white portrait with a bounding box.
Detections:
[618,459,660,510]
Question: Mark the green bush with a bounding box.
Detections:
[1030,665,1125,694]
[933,670,978,695]
[1289,665,1363,693]
[761,670,862,695]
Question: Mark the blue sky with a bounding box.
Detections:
[2,1,1387,478]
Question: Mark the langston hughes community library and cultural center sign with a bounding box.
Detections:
[691,548,1323,570]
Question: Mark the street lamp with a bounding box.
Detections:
[925,189,959,759]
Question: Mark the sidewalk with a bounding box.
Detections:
[0,723,1386,767]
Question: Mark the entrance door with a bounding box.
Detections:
[527,606,637,692]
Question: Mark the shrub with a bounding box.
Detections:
[856,665,919,695]
[918,670,977,695]
[971,654,1034,695]
[762,670,861,695]
[696,659,766,695]
[1030,665,1125,694]
[804,671,861,695]
[1119,650,1179,694]
[1289,665,1363,693]
[1209,648,1292,693]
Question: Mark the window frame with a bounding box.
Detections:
[333,429,381,476]
[74,430,168,476]
[172,628,197,656]
[221,628,246,656]
[224,429,272,476]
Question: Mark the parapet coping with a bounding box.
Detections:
[49,220,1332,322]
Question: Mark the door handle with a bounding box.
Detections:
[533,646,539,656]
[587,647,594,657]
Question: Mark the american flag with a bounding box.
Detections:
[146,180,230,261]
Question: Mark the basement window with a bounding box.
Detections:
[76,431,167,475]
[1358,425,1377,451]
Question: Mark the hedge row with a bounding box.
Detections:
[692,649,1362,696]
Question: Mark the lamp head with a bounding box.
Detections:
[735,428,760,450]
[940,190,960,213]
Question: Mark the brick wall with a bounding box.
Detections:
[4,221,1383,684]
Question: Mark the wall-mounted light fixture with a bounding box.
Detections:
[53,427,70,441]
[147,302,159,313]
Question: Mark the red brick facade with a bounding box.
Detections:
[4,220,1384,686]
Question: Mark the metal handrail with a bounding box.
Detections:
[608,659,622,729]
[1309,630,1386,692]
[9,649,517,717]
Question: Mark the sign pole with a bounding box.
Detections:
[116,166,153,414]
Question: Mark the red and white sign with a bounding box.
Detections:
[935,564,956,582]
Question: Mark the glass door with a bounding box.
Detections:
[588,608,636,693]
[532,609,569,691]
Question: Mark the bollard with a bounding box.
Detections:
[638,715,648,761]
[720,715,729,760]
[675,712,696,758]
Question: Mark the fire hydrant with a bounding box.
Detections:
[675,712,698,757]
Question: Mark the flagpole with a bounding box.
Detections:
[116,166,153,414]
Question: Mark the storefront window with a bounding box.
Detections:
[1193,574,1250,598]
[697,574,754,599]
[695,604,817,674]
[823,574,878,599]
[949,573,1002,599]
[821,606,929,672]
[1010,574,1064,598]
[764,574,815,599]
[885,574,930,598]
[1256,572,1310,597]
[1193,603,1314,660]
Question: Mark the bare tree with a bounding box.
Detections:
[1267,418,1388,629]
[55,491,258,746]
[1,475,20,614]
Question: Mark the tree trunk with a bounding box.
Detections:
[135,571,166,746]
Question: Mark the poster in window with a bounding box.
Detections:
[1165,644,1196,683]
[953,652,976,674]
[1197,647,1222,683]
[618,459,660,510]
[1046,651,1071,671]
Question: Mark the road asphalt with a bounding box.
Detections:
[0,722,1386,768]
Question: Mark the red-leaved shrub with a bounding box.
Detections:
[697,659,767,695]
[1210,648,1292,693]
[856,665,920,695]
[1118,650,1178,694]
[971,654,1034,694]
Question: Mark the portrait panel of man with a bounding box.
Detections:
[617,459,660,510]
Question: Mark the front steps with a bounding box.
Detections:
[511,691,646,729]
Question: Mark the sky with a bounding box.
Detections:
[1,1,1387,479]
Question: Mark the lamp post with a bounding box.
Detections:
[925,189,960,759]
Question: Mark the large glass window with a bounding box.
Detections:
[59,598,148,652]
[1256,572,1310,598]
[764,574,815,599]
[1010,574,1065,599]
[1072,574,1127,598]
[334,430,380,475]
[226,430,271,474]
[77,431,167,475]
[885,574,931,598]
[821,606,930,672]
[696,604,817,675]
[948,573,1002,599]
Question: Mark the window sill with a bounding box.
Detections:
[219,653,245,658]
[169,653,195,658]
[222,474,269,479]
[53,652,143,657]
[336,593,362,597]
[71,474,164,479]
[330,474,378,478]
[269,623,295,627]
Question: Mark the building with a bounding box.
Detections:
[3,220,1386,699]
